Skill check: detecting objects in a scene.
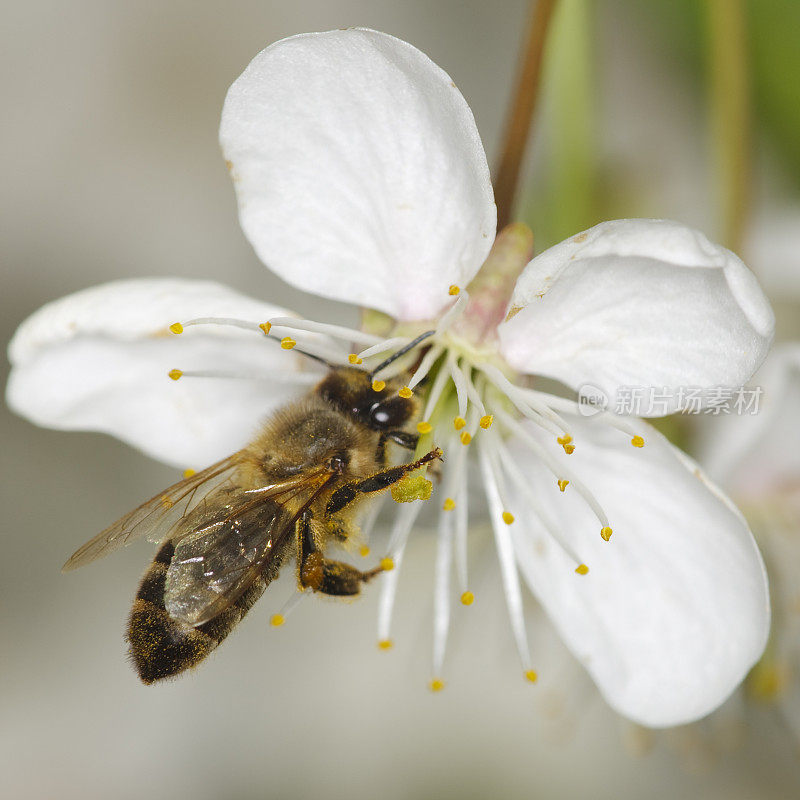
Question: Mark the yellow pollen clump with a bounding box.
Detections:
[380,557,395,572]
[417,421,432,434]
[600,526,613,541]
[502,511,515,525]
[631,435,645,448]
[391,474,433,503]
[453,416,466,430]
[557,434,572,445]
[448,285,460,296]
[479,414,494,429]
[398,386,413,398]
[378,639,393,651]
[359,545,370,558]
[348,353,363,365]
[183,468,196,479]
[460,591,474,606]
[563,444,575,455]
[575,564,589,575]
[168,369,183,381]
[557,479,569,492]
[429,678,445,692]
[169,322,183,335]
[280,337,296,350]
[460,431,472,446]
[259,322,272,335]
[371,379,386,392]
[442,497,456,511]
[270,614,285,627]
[525,670,538,683]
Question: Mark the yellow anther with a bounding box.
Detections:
[479,414,494,429]
[600,526,613,541]
[502,511,515,525]
[371,379,386,392]
[631,435,645,448]
[169,322,183,335]
[168,369,183,381]
[417,421,432,434]
[270,614,285,627]
[378,639,393,650]
[429,678,445,692]
[280,337,296,350]
[525,670,538,683]
[453,416,466,430]
[557,434,573,445]
[398,386,413,398]
[448,284,461,296]
[391,474,433,503]
[380,557,395,572]
[575,564,589,575]
[557,479,569,492]
[442,497,456,511]
[183,468,196,479]
[563,444,575,455]
[348,353,363,365]
[460,431,472,445]
[749,661,788,701]
[460,591,474,606]
[160,495,174,509]
[259,322,272,335]
[359,545,370,558]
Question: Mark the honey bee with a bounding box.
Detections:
[63,348,441,684]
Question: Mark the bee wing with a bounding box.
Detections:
[163,474,332,627]
[62,454,243,572]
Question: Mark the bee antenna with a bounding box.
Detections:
[370,330,436,377]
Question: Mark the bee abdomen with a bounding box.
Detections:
[127,542,268,684]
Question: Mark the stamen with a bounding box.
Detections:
[168,369,182,380]
[575,564,589,575]
[448,284,461,296]
[601,526,613,541]
[448,355,469,419]
[266,316,383,346]
[270,614,285,627]
[462,368,487,417]
[169,322,183,334]
[422,358,454,422]
[429,678,446,692]
[259,322,271,335]
[179,316,265,334]
[449,438,470,595]
[453,417,467,431]
[280,337,296,350]
[460,591,474,606]
[502,511,515,525]
[460,431,472,446]
[271,590,306,626]
[359,545,370,557]
[442,497,456,511]
[407,344,444,390]
[417,421,433,435]
[378,639,393,650]
[380,557,395,571]
[525,670,538,683]
[558,479,569,492]
[435,289,470,334]
[183,468,196,478]
[372,379,386,392]
[398,386,413,399]
[631,435,645,448]
[348,353,363,365]
[357,337,411,360]
[165,368,318,384]
[480,415,494,429]
[432,485,455,679]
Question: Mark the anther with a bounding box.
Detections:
[479,414,494,429]
[259,322,272,335]
[270,614,285,627]
[448,285,461,296]
[575,564,589,575]
[557,434,572,445]
[417,421,433,434]
[280,337,296,350]
[359,545,370,558]
[453,417,466,430]
[502,511,515,525]
[168,369,183,381]
[169,322,183,335]
[460,591,474,606]
[600,526,613,541]
[631,435,645,448]
[429,678,445,692]
[183,468,196,479]
[398,386,413,399]
[525,670,538,683]
[557,479,569,492]
[348,353,363,365]
[380,557,395,572]
[372,379,386,392]
[378,639,394,650]
[563,444,575,455]
[443,497,456,511]
[460,431,472,445]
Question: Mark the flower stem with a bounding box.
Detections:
[705,0,751,253]
[494,0,558,230]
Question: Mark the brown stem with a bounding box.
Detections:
[494,0,558,230]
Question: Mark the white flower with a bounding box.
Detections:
[6,29,774,728]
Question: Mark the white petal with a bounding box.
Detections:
[498,219,774,415]
[7,279,319,468]
[504,413,769,727]
[220,29,495,321]
[700,343,800,498]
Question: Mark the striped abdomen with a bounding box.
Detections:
[127,540,284,684]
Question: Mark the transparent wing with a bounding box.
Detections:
[62,454,243,571]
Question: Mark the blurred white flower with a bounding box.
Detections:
[6,29,775,727]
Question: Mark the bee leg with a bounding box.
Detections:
[297,512,381,596]
[375,433,387,465]
[325,447,443,517]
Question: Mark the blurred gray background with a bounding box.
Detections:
[3,1,800,798]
